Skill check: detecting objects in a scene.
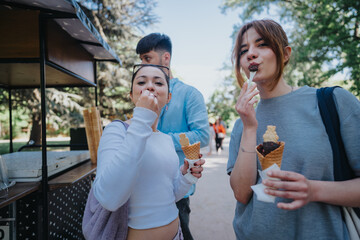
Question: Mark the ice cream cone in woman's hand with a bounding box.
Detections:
[180,133,200,159]
[179,133,201,184]
[256,125,285,170]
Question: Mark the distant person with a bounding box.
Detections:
[207,122,216,156]
[213,119,226,153]
[227,19,360,240]
[136,33,210,240]
[218,117,226,149]
[88,64,205,240]
[218,116,226,129]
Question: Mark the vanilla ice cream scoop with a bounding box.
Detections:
[256,125,284,170]
[263,125,279,143]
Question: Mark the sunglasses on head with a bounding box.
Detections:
[132,64,170,78]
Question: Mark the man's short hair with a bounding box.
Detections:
[136,33,172,56]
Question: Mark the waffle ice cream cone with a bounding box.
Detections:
[256,125,285,170]
[179,133,200,184]
[182,142,201,160]
[179,133,200,160]
[256,141,285,169]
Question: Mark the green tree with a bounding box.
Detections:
[0,91,29,139]
[6,88,83,144]
[221,0,360,96]
[207,69,240,127]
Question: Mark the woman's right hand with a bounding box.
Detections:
[135,90,160,114]
[235,82,259,129]
[181,156,205,178]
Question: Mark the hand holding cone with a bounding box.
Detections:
[179,133,201,184]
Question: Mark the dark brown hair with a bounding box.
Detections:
[232,19,289,89]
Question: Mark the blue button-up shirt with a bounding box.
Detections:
[158,78,210,196]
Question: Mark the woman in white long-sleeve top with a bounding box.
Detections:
[93,64,205,240]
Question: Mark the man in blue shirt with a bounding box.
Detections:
[136,33,209,240]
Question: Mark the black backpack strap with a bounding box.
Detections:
[317,86,355,181]
[317,87,359,217]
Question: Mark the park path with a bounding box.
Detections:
[189,137,236,240]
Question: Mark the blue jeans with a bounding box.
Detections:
[176,197,193,240]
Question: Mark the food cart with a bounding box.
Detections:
[0,0,121,239]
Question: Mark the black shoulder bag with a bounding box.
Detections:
[317,87,360,239]
[82,120,129,240]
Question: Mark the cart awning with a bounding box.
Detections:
[1,0,121,64]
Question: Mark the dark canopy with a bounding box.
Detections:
[0,0,121,87]
[2,0,121,63]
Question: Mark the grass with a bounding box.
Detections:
[0,140,70,155]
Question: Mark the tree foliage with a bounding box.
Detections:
[221,0,360,96]
[206,68,240,126]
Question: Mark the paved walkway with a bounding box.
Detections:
[189,137,236,240]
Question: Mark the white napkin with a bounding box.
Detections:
[251,164,280,203]
[183,158,199,184]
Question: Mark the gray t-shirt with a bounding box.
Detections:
[227,86,360,240]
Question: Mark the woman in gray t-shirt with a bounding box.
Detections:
[227,19,360,240]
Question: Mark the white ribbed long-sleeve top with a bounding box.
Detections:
[93,107,192,229]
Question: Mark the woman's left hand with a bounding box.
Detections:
[262,170,314,210]
[181,154,205,178]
